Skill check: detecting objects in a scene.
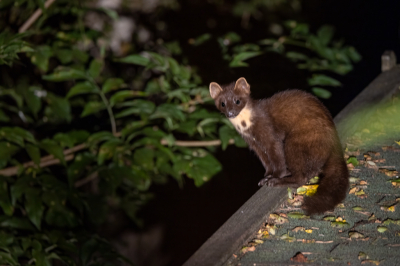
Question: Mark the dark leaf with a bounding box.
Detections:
[317,25,334,45]
[219,125,237,150]
[0,142,19,161]
[0,109,9,122]
[189,33,211,46]
[54,48,73,64]
[116,54,151,66]
[150,103,185,122]
[45,93,72,122]
[0,178,13,216]
[176,120,197,136]
[133,148,154,171]
[229,51,262,67]
[87,131,115,145]
[80,101,106,117]
[98,166,126,194]
[308,74,341,87]
[26,143,41,165]
[102,78,125,93]
[345,46,362,62]
[25,189,44,230]
[24,86,42,118]
[286,51,309,61]
[53,133,74,148]
[97,139,122,165]
[0,251,18,266]
[1,217,35,230]
[88,58,104,78]
[40,139,65,165]
[311,87,332,99]
[187,154,222,186]
[115,99,155,118]
[0,127,24,147]
[13,127,35,143]
[67,153,96,186]
[66,81,97,98]
[0,89,23,107]
[30,45,52,72]
[42,67,86,82]
[110,90,138,106]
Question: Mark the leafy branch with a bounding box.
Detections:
[0,137,235,177]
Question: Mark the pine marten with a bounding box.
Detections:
[209,77,349,215]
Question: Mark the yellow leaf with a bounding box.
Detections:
[297,185,319,196]
[305,229,313,233]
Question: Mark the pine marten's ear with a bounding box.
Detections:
[209,82,223,99]
[234,77,250,95]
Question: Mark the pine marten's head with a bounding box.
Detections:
[209,77,251,119]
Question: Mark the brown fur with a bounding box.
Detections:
[209,77,349,215]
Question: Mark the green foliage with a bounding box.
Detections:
[213,20,361,98]
[0,0,244,264]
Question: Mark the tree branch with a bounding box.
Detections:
[19,0,56,33]
[0,138,235,177]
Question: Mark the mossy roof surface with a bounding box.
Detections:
[229,141,400,266]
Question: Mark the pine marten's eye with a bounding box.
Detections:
[221,102,225,107]
[235,100,240,105]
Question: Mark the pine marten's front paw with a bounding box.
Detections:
[258,175,272,187]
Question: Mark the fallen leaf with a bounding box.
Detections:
[331,221,350,228]
[381,205,396,212]
[292,226,305,232]
[379,169,398,177]
[305,229,313,233]
[268,214,288,225]
[361,259,382,265]
[349,231,364,239]
[265,224,276,235]
[377,226,388,233]
[287,212,309,219]
[358,252,369,260]
[355,189,366,198]
[291,252,308,263]
[349,177,360,183]
[349,187,358,194]
[280,233,296,242]
[297,185,319,196]
[364,154,372,161]
[323,216,336,221]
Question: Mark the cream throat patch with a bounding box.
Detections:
[229,104,253,134]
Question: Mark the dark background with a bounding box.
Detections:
[139,1,400,265]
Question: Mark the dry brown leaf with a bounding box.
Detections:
[364,154,372,161]
[292,226,305,232]
[248,246,256,252]
[349,187,358,194]
[291,253,308,263]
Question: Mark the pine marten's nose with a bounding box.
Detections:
[227,111,235,118]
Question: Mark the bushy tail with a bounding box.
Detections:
[302,155,349,216]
